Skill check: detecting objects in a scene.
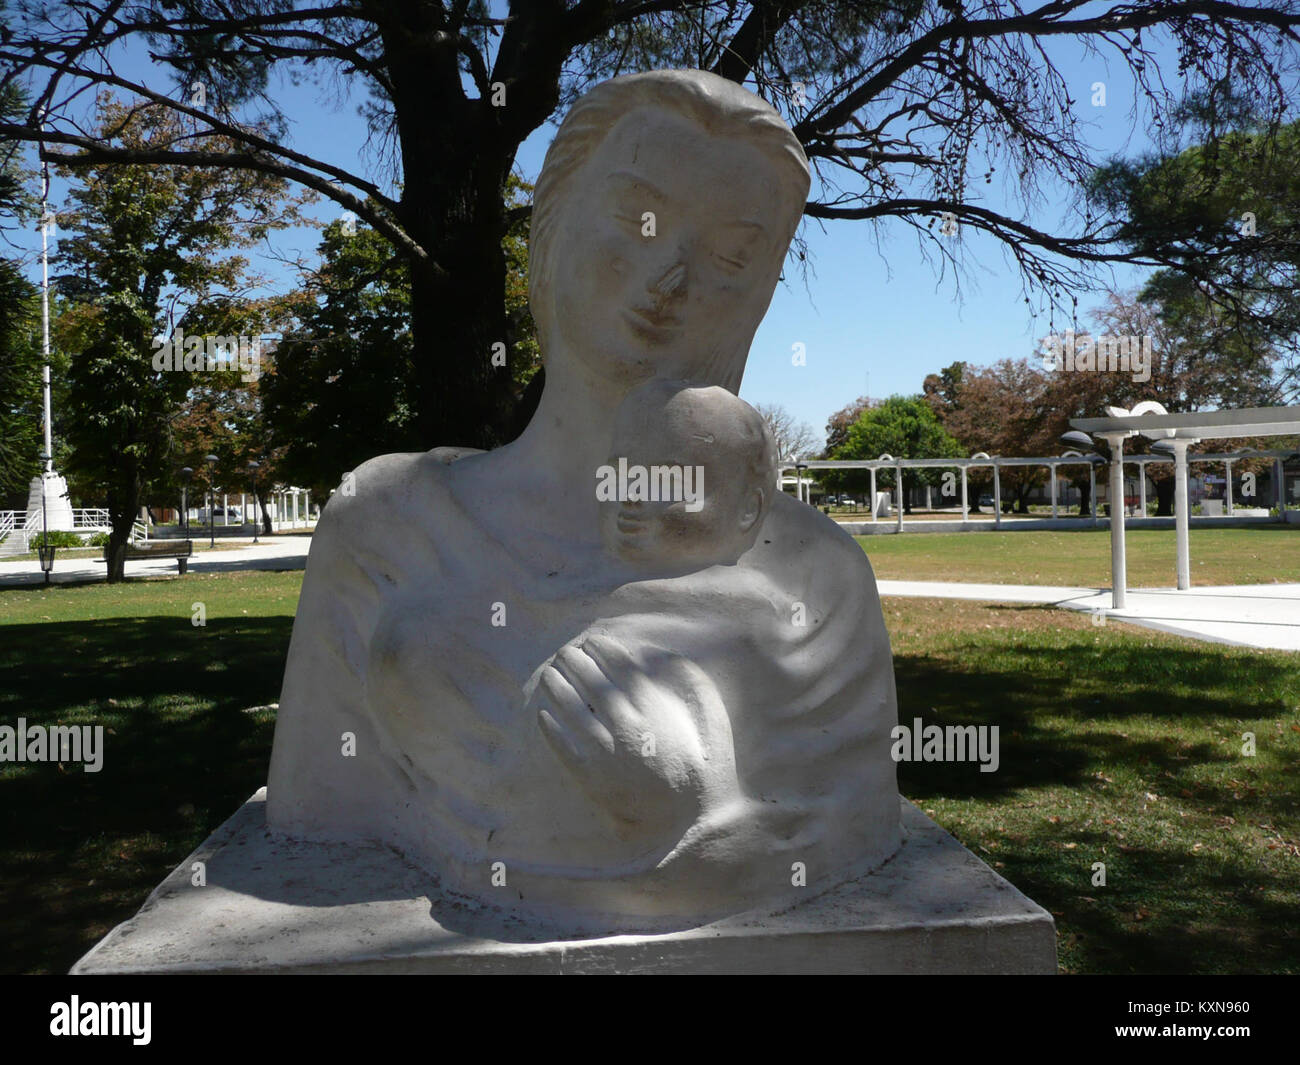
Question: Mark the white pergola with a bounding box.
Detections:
[1070,403,1300,608]
[786,451,1106,531]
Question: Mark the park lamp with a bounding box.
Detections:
[205,454,219,549]
[180,466,194,534]
[37,451,54,583]
[248,460,261,544]
[1059,430,1096,453]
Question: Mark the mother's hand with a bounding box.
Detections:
[530,633,739,841]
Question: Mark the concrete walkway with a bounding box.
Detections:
[0,535,313,587]
[878,579,1300,652]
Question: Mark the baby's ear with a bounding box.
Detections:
[739,487,763,533]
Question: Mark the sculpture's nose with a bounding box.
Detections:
[649,260,688,308]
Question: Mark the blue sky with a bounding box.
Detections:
[7,13,1187,448]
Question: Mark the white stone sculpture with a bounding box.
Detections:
[267,68,901,934]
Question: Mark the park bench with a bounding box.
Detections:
[96,540,194,575]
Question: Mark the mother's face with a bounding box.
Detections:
[548,106,798,387]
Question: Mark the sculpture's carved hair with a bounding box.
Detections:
[529,70,811,393]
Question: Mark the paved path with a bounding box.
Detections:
[878,579,1300,652]
[0,535,313,587]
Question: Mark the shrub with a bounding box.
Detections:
[86,531,111,547]
[31,530,89,548]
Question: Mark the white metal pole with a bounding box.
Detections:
[895,462,903,532]
[1107,436,1127,609]
[39,156,53,473]
[1174,440,1192,590]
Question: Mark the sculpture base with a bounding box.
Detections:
[72,791,1056,974]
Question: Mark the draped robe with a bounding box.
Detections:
[267,446,901,931]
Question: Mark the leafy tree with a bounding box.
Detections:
[53,95,307,580]
[823,393,874,458]
[0,262,41,506]
[5,2,1297,448]
[1091,100,1300,401]
[825,394,963,512]
[0,77,43,508]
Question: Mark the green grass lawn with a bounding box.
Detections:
[1,564,1297,973]
[0,572,300,974]
[858,525,1300,587]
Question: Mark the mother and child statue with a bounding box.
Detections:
[267,69,903,934]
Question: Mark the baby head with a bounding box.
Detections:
[597,378,777,571]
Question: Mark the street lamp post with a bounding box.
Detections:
[248,460,261,544]
[180,467,193,535]
[205,454,219,549]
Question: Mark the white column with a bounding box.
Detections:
[1050,463,1058,519]
[305,490,311,522]
[960,467,968,522]
[993,464,1002,529]
[895,462,904,532]
[1105,434,1128,609]
[1138,462,1147,516]
[1174,440,1193,590]
[869,468,877,523]
[924,483,931,511]
[1089,463,1098,527]
[222,492,228,526]
[240,493,246,528]
[1277,458,1288,521]
[1225,460,1234,515]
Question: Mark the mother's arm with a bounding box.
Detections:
[265,451,433,839]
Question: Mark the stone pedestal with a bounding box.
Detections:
[72,793,1056,975]
[26,471,75,531]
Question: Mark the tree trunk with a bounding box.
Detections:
[1155,478,1175,517]
[103,471,141,583]
[1076,478,1092,517]
[384,15,522,451]
[259,493,272,535]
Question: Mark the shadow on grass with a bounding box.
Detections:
[891,604,1300,974]
[0,615,292,974]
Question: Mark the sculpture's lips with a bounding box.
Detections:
[616,510,648,533]
[622,307,681,340]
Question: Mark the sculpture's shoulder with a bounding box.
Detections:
[307,449,464,575]
[752,491,877,587]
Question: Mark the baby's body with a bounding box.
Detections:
[531,381,781,833]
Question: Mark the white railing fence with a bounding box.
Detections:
[0,507,121,555]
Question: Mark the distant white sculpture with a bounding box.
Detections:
[267,69,901,933]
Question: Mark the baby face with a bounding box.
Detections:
[599,384,767,571]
